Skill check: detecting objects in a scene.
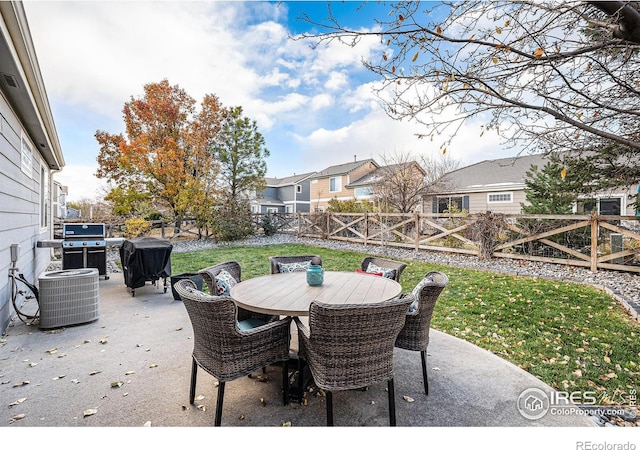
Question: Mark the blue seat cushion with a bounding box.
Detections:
[237,318,266,331]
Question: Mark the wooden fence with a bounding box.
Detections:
[280,211,640,274]
[57,211,640,273]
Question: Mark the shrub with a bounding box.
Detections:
[123,217,151,238]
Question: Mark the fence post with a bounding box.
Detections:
[161,220,165,239]
[590,212,598,272]
[414,212,420,251]
[364,211,368,245]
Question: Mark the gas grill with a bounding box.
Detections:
[61,223,109,279]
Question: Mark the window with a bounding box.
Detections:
[285,205,293,213]
[329,177,342,192]
[487,192,513,203]
[576,197,621,215]
[354,187,374,197]
[266,207,278,214]
[40,165,49,229]
[599,198,621,215]
[296,184,302,193]
[21,136,33,177]
[435,196,468,213]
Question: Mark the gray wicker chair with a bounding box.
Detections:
[174,279,292,426]
[360,256,408,282]
[199,261,277,324]
[294,295,413,426]
[395,271,449,395]
[269,255,322,274]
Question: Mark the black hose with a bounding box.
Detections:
[10,272,40,324]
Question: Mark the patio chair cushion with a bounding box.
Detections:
[366,261,397,280]
[237,317,266,331]
[215,269,238,296]
[355,268,383,276]
[408,273,435,313]
[277,260,311,273]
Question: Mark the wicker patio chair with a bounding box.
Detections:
[395,271,449,395]
[174,279,292,426]
[360,256,407,282]
[294,295,414,426]
[269,255,322,274]
[199,261,277,324]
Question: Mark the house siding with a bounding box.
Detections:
[467,190,527,214]
[0,95,51,333]
[0,2,63,334]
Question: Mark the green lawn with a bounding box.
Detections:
[171,243,640,405]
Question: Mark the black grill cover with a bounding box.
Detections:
[119,237,173,289]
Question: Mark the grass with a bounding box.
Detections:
[171,243,640,406]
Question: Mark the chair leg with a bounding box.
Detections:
[297,357,304,404]
[421,350,429,395]
[214,381,225,426]
[189,359,198,404]
[326,390,334,426]
[282,360,289,406]
[387,378,397,426]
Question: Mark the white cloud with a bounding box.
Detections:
[56,164,107,202]
[325,71,348,91]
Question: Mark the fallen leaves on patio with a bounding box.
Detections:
[8,398,27,407]
[12,381,29,388]
[149,364,158,368]
[83,408,98,417]
[260,397,267,407]
[403,396,415,403]
[9,413,25,424]
[111,381,124,388]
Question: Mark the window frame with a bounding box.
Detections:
[329,176,342,193]
[21,134,33,178]
[487,192,513,203]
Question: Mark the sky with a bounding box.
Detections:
[24,0,509,202]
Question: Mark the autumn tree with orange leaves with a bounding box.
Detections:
[95,80,224,232]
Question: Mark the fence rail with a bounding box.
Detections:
[56,211,640,273]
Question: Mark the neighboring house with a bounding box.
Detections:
[52,181,67,220]
[308,158,379,211]
[347,161,428,212]
[0,2,64,333]
[427,153,637,215]
[251,172,315,214]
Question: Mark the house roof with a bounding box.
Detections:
[348,161,426,188]
[440,153,552,194]
[265,171,315,187]
[310,158,378,178]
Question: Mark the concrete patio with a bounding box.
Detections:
[1,272,598,429]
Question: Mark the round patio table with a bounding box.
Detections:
[230,270,403,317]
